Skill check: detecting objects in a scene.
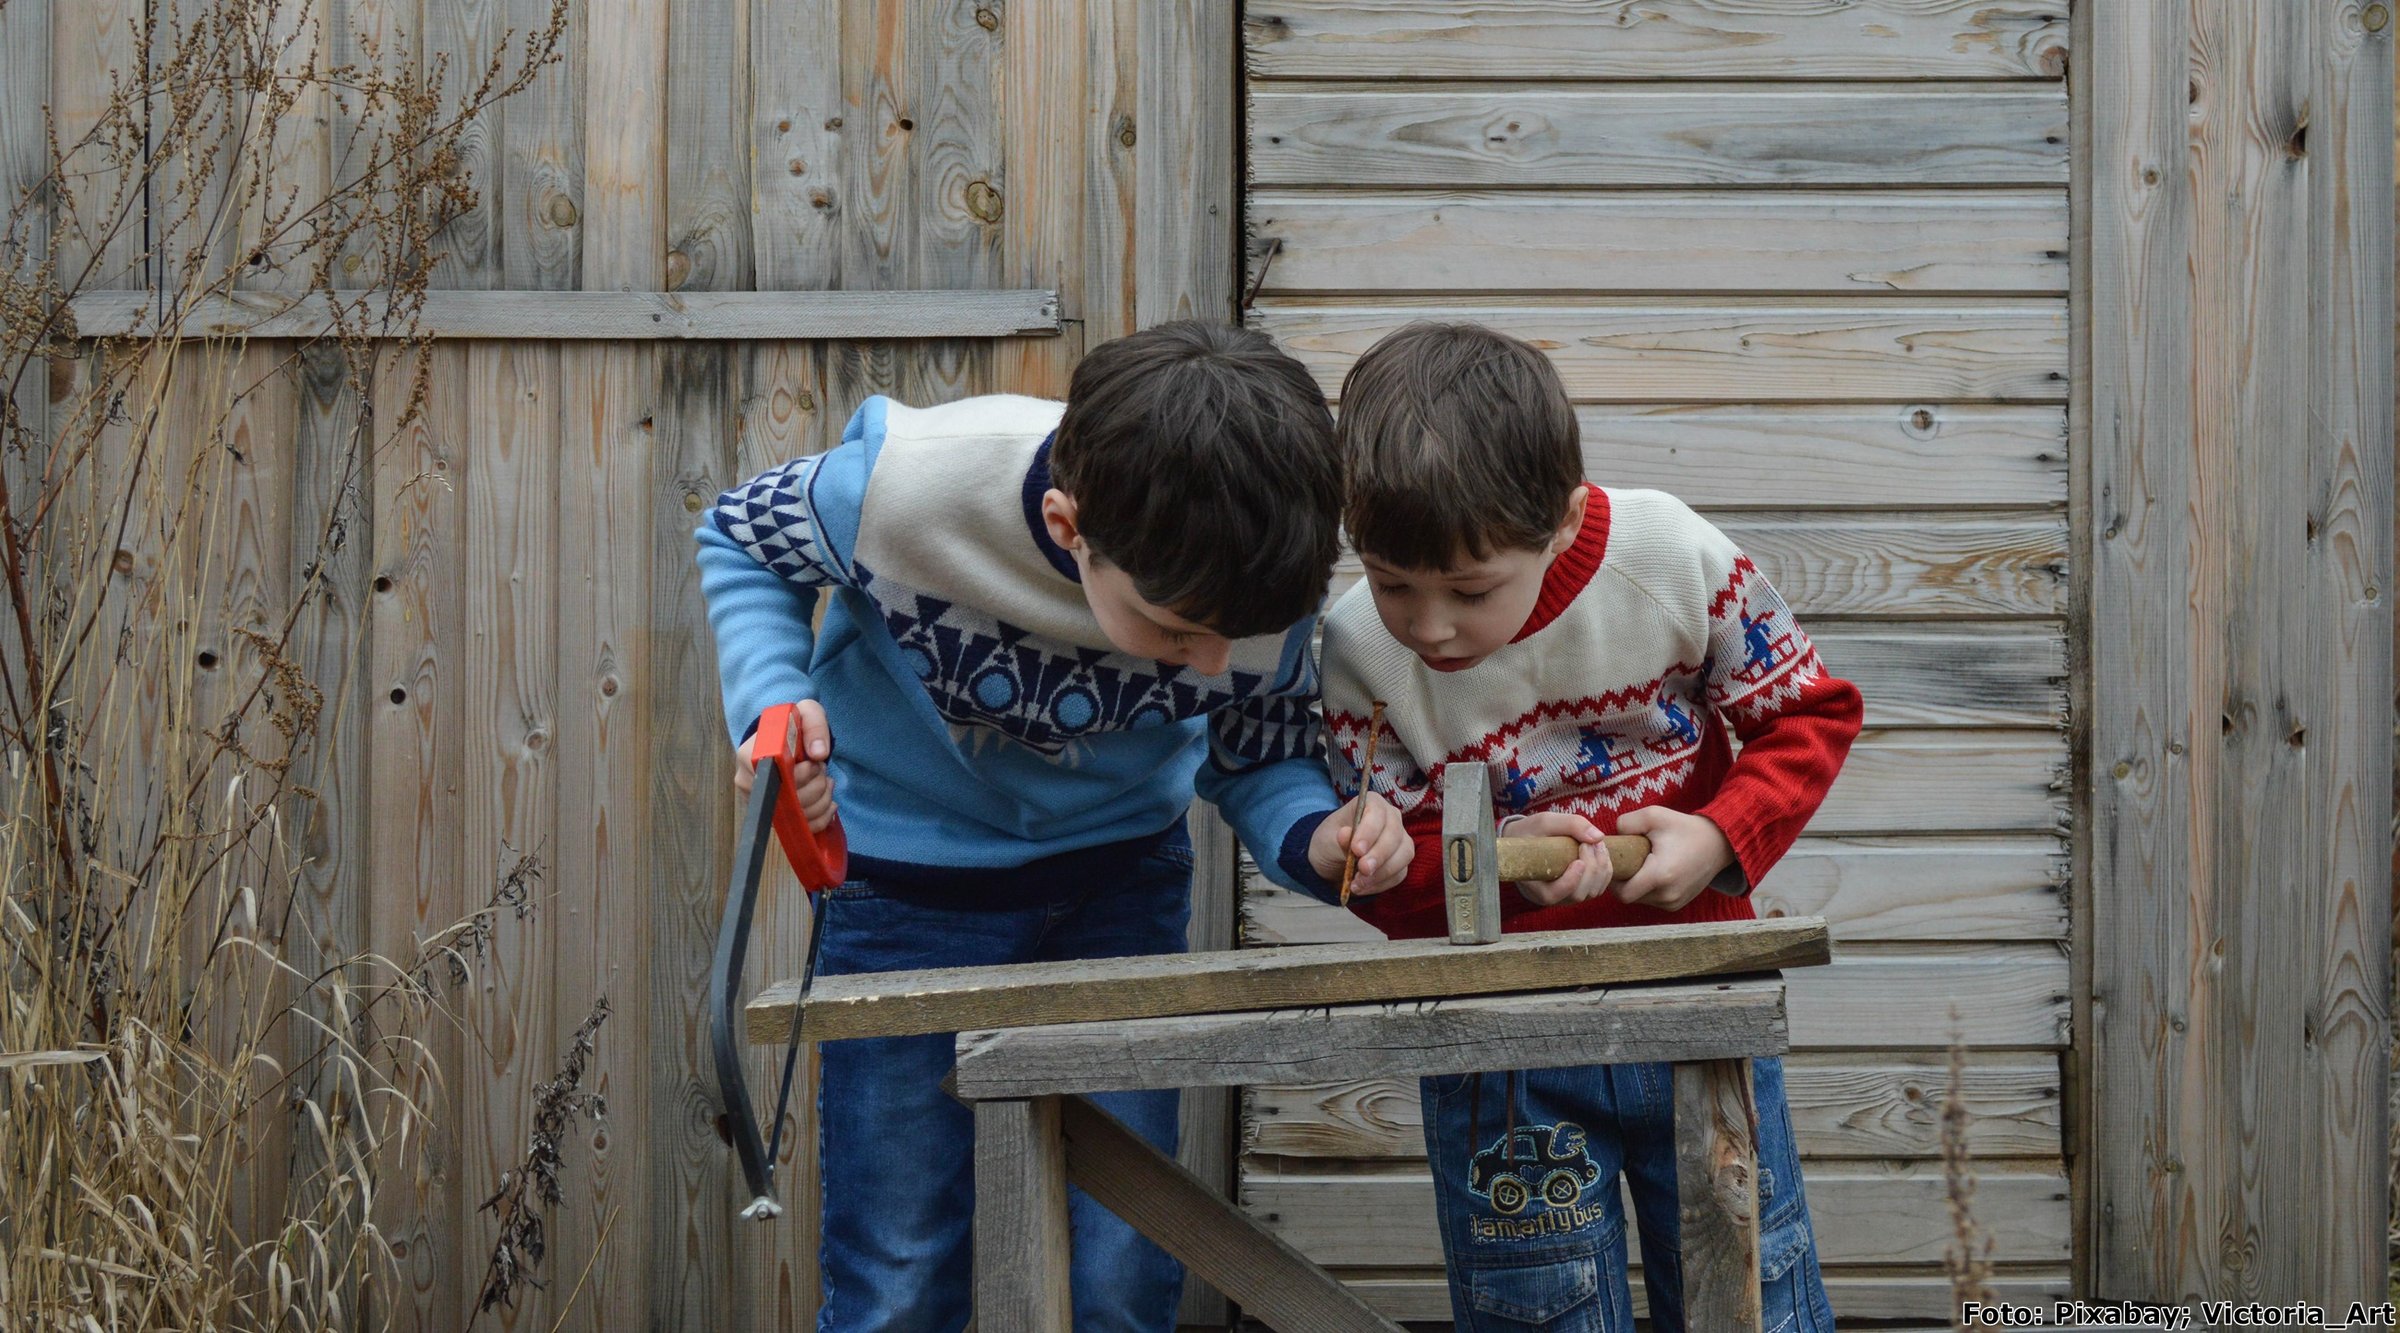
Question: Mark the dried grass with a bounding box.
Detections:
[1942,1008,1997,1329]
[0,2,575,1327]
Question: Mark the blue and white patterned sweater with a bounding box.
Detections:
[696,394,1340,901]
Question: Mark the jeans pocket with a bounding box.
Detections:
[1459,1243,1620,1333]
[1758,1206,1836,1333]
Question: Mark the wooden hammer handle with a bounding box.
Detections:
[1495,834,1649,884]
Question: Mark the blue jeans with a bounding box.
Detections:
[811,841,1192,1332]
[1420,1058,1834,1333]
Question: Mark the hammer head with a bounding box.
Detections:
[1441,763,1502,945]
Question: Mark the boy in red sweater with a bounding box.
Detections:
[1322,323,1861,1331]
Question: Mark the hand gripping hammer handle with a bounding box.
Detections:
[708,703,848,1222]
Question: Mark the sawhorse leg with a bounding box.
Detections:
[1674,1057,1763,1332]
[974,1096,1072,1332]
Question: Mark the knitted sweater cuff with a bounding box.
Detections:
[1277,808,1340,904]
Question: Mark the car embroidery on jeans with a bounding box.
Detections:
[1467,1122,1602,1217]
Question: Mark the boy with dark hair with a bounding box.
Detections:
[696,319,1409,1331]
[1324,322,1861,1332]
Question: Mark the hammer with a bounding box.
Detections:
[1441,763,1650,945]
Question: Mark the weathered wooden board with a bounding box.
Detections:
[1574,405,2068,510]
[973,1098,1074,1332]
[1252,191,2068,295]
[1055,1095,1403,1333]
[1244,1,2070,81]
[1330,1269,2073,1325]
[503,0,583,291]
[1250,87,2068,187]
[1243,835,2068,948]
[1675,1059,1762,1331]
[66,289,1065,340]
[1242,1161,2072,1268]
[1257,302,2070,403]
[751,0,841,292]
[953,978,1788,1099]
[1244,1051,2064,1161]
[1804,625,2067,728]
[755,917,1830,1043]
[1135,1,1236,326]
[1811,729,2065,834]
[1331,514,2068,619]
[1787,949,2069,1049]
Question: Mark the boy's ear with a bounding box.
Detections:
[1549,484,1589,555]
[1040,488,1082,552]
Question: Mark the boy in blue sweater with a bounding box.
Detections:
[697,321,1410,1331]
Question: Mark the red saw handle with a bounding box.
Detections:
[753,702,848,892]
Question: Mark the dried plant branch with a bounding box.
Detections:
[472,997,611,1321]
[1942,1007,1997,1327]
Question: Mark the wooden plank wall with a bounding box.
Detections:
[29,2,1237,1329]
[1237,3,2076,1325]
[2081,0,2394,1307]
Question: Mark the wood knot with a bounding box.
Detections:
[1116,116,1136,148]
[2367,3,2390,31]
[110,548,134,575]
[974,6,999,30]
[546,193,579,228]
[964,178,1004,224]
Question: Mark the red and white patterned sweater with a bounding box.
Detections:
[1320,484,1863,940]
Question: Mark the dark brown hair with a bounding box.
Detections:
[1336,322,1583,571]
[1051,320,1341,638]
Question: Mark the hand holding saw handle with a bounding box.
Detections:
[708,703,848,1222]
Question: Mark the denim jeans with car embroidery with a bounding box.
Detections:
[1420,1057,1835,1333]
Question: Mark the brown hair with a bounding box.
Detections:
[1051,320,1341,638]
[1336,322,1583,571]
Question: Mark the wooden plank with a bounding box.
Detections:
[1256,301,2069,403]
[1812,729,2064,835]
[665,0,753,292]
[504,0,583,290]
[1789,950,2068,1050]
[1330,514,2069,618]
[1056,1095,1402,1333]
[750,0,842,291]
[1178,801,1241,1327]
[1248,87,2068,188]
[757,916,1830,1043]
[973,1097,1073,1333]
[838,0,910,292]
[1253,191,2068,296]
[1328,1269,2074,1325]
[427,0,504,287]
[1675,1059,1762,1332]
[1243,1161,2071,1269]
[998,0,1087,397]
[1135,0,1237,326]
[367,343,469,1330]
[2303,0,2394,1301]
[909,0,1001,290]
[66,289,1067,340]
[49,0,147,290]
[1244,1051,2064,1161]
[1243,1,2070,81]
[1,0,51,758]
[953,978,1789,1099]
[1244,835,2067,947]
[1577,405,2068,510]
[1804,625,2067,728]
[234,0,332,292]
[647,344,745,1329]
[1079,0,1137,348]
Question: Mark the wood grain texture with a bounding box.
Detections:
[1244,1051,2063,1161]
[2301,0,2393,1300]
[952,978,1789,1099]
[503,0,582,290]
[1252,191,2068,296]
[1249,86,2068,188]
[367,346,468,1330]
[1135,0,1237,326]
[1675,1059,1762,1332]
[997,0,1088,397]
[1787,949,2068,1049]
[759,917,1830,1043]
[1243,1161,2071,1269]
[48,0,147,290]
[1810,729,2065,835]
[665,0,753,292]
[972,1098,1073,1333]
[1244,835,2066,947]
[1178,803,1241,1327]
[1243,1,2069,81]
[1056,1095,1403,1333]
[553,341,654,1329]
[750,0,842,290]
[1256,301,2069,403]
[1804,625,2067,728]
[839,0,911,292]
[1577,405,2069,510]
[66,289,1066,339]
[427,0,504,286]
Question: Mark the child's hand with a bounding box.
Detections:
[1308,792,1411,898]
[732,700,838,832]
[1506,811,1613,907]
[1612,806,1735,912]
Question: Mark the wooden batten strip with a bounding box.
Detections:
[65,289,1066,341]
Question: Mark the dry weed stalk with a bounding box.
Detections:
[0,2,571,1328]
[1942,1007,1998,1327]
